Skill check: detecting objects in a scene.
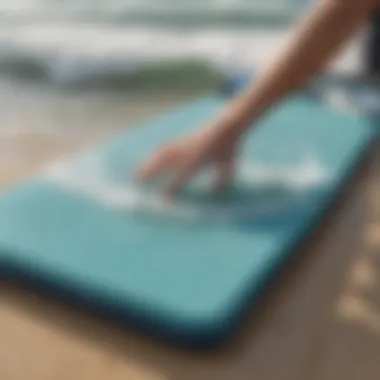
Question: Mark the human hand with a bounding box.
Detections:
[135,120,244,199]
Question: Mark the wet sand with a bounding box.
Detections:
[0,98,380,380]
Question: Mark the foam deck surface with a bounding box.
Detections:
[0,94,375,347]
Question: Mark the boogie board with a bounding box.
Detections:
[0,88,376,348]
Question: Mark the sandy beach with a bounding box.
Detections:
[0,86,380,380]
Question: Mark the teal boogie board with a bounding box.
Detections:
[0,91,376,348]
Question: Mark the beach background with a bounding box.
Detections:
[0,0,368,183]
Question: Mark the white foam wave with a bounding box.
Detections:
[41,148,331,222]
[0,20,364,86]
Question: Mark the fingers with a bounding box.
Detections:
[165,152,236,198]
[136,147,177,181]
[212,147,236,192]
[135,137,236,199]
[164,157,201,199]
[136,146,201,199]
[213,159,235,193]
[137,149,235,198]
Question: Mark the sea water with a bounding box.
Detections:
[0,0,363,91]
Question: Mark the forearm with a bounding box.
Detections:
[221,0,376,133]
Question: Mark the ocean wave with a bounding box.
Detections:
[75,9,301,28]
[0,1,314,92]
[0,8,362,91]
[0,4,306,28]
[0,24,285,90]
[0,55,226,91]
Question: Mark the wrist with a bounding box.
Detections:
[218,103,259,136]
